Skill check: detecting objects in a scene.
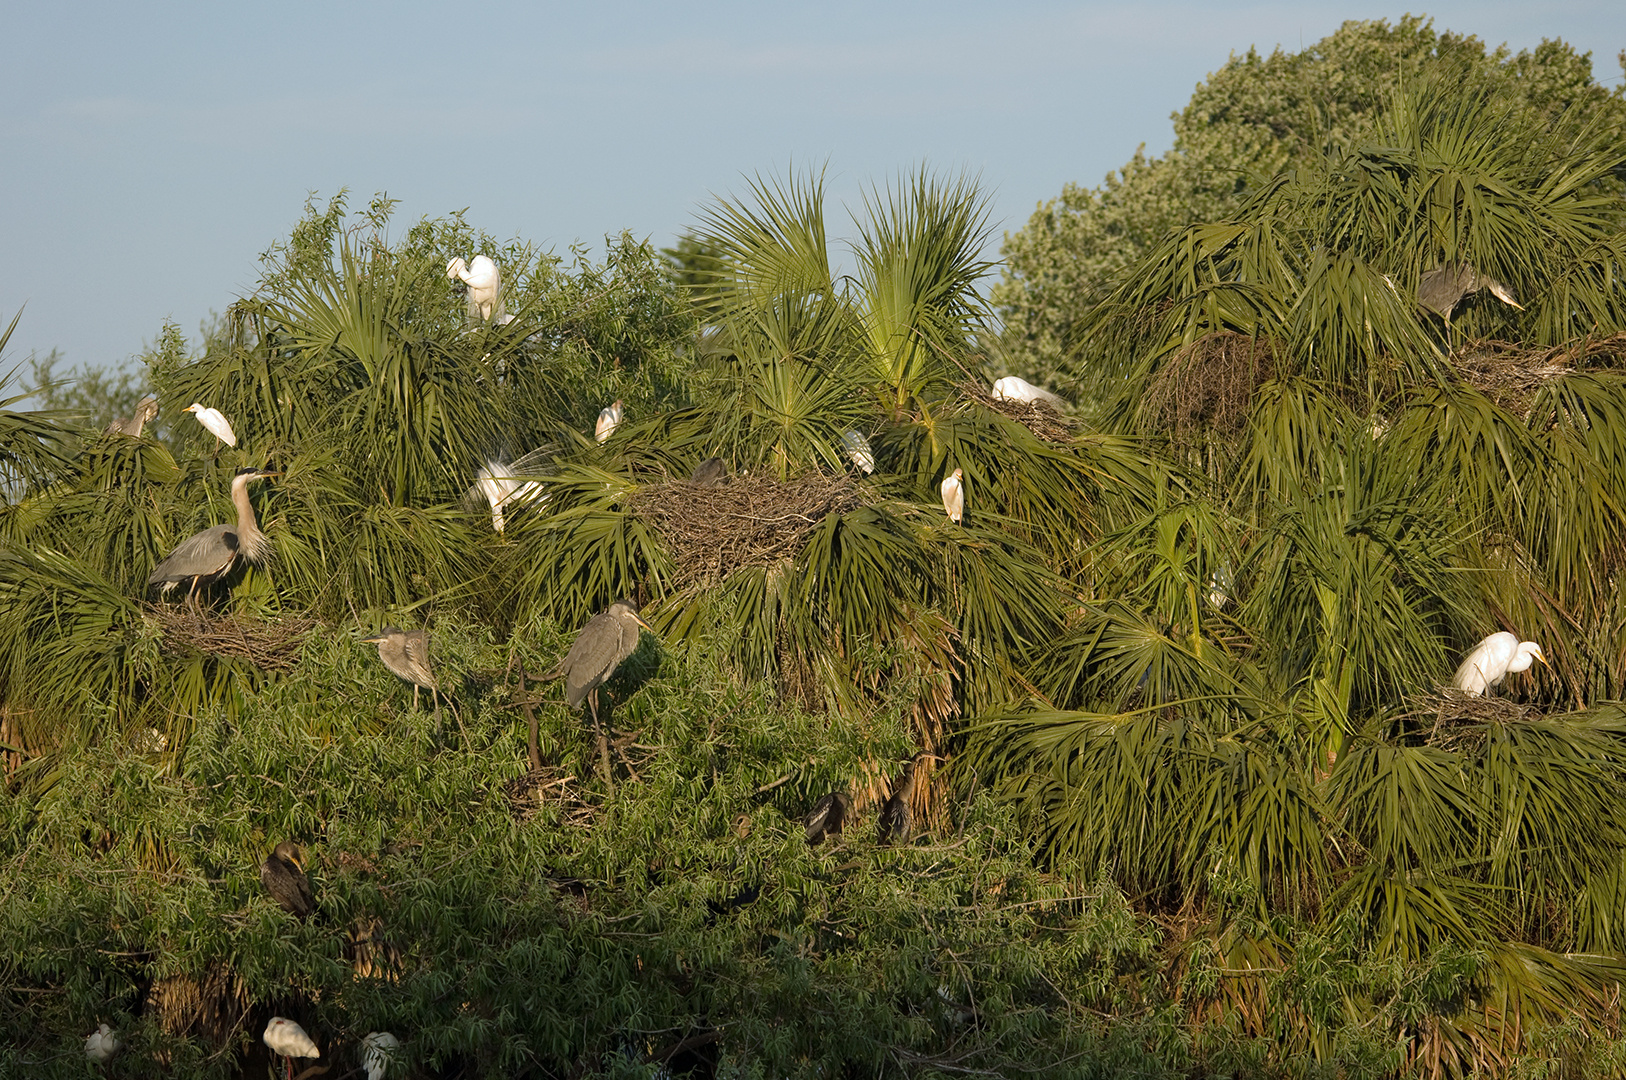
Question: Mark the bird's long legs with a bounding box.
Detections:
[589,691,615,793]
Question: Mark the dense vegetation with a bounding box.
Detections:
[4,15,1626,1079]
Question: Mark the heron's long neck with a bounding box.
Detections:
[231,478,270,561]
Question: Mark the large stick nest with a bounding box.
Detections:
[1453,333,1626,414]
[959,382,1077,443]
[1141,332,1277,438]
[148,606,318,672]
[1399,689,1541,754]
[632,473,862,590]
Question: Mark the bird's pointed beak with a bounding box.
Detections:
[634,612,653,632]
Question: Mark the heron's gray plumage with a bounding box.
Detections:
[877,752,942,845]
[562,600,650,712]
[147,467,276,594]
[1418,262,1523,321]
[106,395,159,438]
[689,457,729,487]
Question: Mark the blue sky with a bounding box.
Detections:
[2,2,1620,383]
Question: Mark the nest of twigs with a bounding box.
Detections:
[148,606,317,672]
[1141,332,1277,438]
[960,382,1077,443]
[1401,689,1540,754]
[633,473,862,590]
[1454,333,1626,414]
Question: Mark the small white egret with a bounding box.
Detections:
[991,376,1067,409]
[264,1017,319,1080]
[596,400,624,443]
[940,468,964,524]
[839,430,875,474]
[1205,564,1234,609]
[447,254,507,324]
[84,1023,120,1063]
[1452,631,1548,696]
[361,1031,402,1080]
[183,403,237,448]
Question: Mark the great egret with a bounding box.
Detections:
[689,457,729,487]
[877,752,944,845]
[991,376,1067,409]
[183,403,237,448]
[596,400,624,443]
[839,430,875,474]
[361,1031,402,1080]
[263,1017,319,1080]
[84,1023,119,1063]
[259,841,315,919]
[1419,262,1523,324]
[803,792,850,846]
[361,627,444,731]
[147,467,279,603]
[940,469,964,524]
[1453,632,1548,696]
[558,599,652,784]
[106,396,158,438]
[466,448,550,533]
[447,254,507,324]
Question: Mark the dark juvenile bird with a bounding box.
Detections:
[105,395,159,438]
[877,752,944,846]
[260,841,315,919]
[1418,262,1523,324]
[147,467,279,603]
[689,457,729,487]
[361,627,441,719]
[558,599,652,784]
[803,792,851,846]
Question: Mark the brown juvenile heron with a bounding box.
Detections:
[558,599,652,784]
[259,841,315,919]
[803,792,851,846]
[877,751,945,845]
[105,395,158,438]
[147,467,279,605]
[361,627,444,731]
[689,457,729,487]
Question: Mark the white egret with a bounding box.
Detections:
[991,376,1067,409]
[940,468,964,524]
[447,255,507,324]
[84,1023,120,1063]
[264,1017,319,1080]
[839,430,875,474]
[361,1031,402,1080]
[596,400,624,443]
[471,459,547,533]
[183,403,237,448]
[1452,632,1548,696]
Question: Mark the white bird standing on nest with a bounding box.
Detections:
[840,430,875,474]
[1452,631,1549,697]
[446,255,508,324]
[84,1023,120,1063]
[940,468,964,524]
[183,403,237,449]
[991,376,1067,409]
[596,400,624,443]
[264,1017,319,1080]
[361,1031,402,1080]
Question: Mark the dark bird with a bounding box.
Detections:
[877,752,944,845]
[147,467,279,604]
[1418,261,1523,324]
[558,599,652,784]
[803,792,851,845]
[105,395,158,438]
[361,626,442,725]
[260,841,315,919]
[689,457,729,487]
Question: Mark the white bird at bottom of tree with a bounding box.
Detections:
[840,430,875,474]
[991,375,1067,409]
[264,1017,319,1080]
[940,468,964,524]
[84,1023,119,1063]
[183,403,237,448]
[361,1031,402,1080]
[596,400,624,443]
[1452,631,1548,696]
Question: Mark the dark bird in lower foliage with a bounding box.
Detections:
[1418,261,1523,324]
[803,792,851,845]
[558,599,652,785]
[689,457,729,487]
[877,752,944,845]
[147,467,279,603]
[260,841,315,919]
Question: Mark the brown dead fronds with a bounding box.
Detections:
[148,606,317,672]
[1454,333,1626,414]
[147,963,249,1053]
[1141,332,1276,439]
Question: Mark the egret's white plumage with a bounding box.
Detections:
[840,430,875,474]
[264,1016,319,1078]
[447,255,507,324]
[940,468,964,524]
[84,1023,119,1063]
[991,376,1067,409]
[361,1031,402,1080]
[595,400,624,443]
[472,460,547,533]
[183,403,236,447]
[1452,631,1548,696]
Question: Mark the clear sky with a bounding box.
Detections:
[2,2,1620,382]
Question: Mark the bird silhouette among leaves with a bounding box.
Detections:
[260,841,316,919]
[877,752,944,845]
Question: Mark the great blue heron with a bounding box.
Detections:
[689,457,729,487]
[803,792,850,846]
[940,469,964,524]
[877,752,944,845]
[559,599,652,784]
[596,400,624,443]
[260,841,315,919]
[105,395,158,438]
[360,627,445,732]
[991,376,1067,409]
[1453,632,1548,697]
[361,1031,401,1080]
[147,467,278,604]
[840,430,875,474]
[182,402,237,448]
[447,254,507,324]
[1418,262,1523,325]
[84,1024,119,1064]
[263,1017,320,1080]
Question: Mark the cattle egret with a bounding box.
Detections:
[840,430,876,474]
[183,403,237,448]
[1452,631,1548,696]
[447,255,507,324]
[84,1023,119,1063]
[595,400,624,443]
[361,1031,402,1080]
[940,469,964,524]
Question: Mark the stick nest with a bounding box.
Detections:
[1402,689,1541,754]
[1454,333,1626,414]
[959,382,1078,442]
[1141,332,1277,438]
[148,606,317,672]
[633,473,862,589]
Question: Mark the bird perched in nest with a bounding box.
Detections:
[556,599,652,785]
[1453,631,1548,697]
[1418,262,1523,325]
[260,841,316,919]
[447,254,508,324]
[877,752,944,845]
[147,467,279,605]
[84,1023,120,1063]
[803,792,850,846]
[106,395,159,438]
[940,469,964,524]
[183,402,237,449]
[689,457,729,487]
[991,375,1067,409]
[264,1017,320,1080]
[596,400,624,443]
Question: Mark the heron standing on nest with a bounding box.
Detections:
[558,599,652,786]
[877,752,944,845]
[689,457,729,487]
[147,467,279,607]
[260,841,316,919]
[1453,631,1548,697]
